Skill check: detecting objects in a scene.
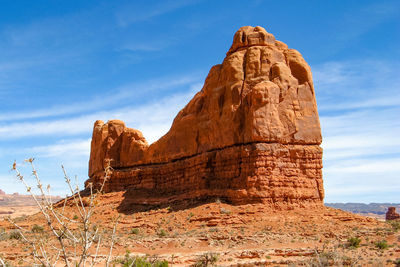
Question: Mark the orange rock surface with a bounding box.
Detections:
[86,26,324,208]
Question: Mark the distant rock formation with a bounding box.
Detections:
[386,207,400,220]
[0,189,5,195]
[86,26,324,208]
[326,203,400,216]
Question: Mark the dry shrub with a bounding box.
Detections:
[1,158,118,267]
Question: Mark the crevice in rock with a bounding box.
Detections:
[105,141,321,174]
[227,44,276,56]
[288,60,309,85]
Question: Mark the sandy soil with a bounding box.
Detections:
[0,192,399,266]
[0,206,39,219]
[0,193,61,219]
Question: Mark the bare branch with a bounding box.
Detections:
[106,215,119,267]
[9,160,116,267]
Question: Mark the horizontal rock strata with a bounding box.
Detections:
[88,142,323,207]
[86,26,324,208]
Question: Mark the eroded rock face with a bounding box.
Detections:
[386,207,400,221]
[88,120,148,177]
[86,26,324,208]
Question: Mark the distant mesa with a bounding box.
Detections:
[386,207,400,221]
[85,26,323,209]
[0,189,5,195]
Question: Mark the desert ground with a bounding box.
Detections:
[0,192,399,266]
[0,193,61,219]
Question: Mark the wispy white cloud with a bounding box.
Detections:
[122,84,201,143]
[324,169,400,202]
[0,82,202,195]
[120,42,170,52]
[319,96,400,111]
[315,58,400,202]
[323,157,400,201]
[321,108,400,137]
[0,115,95,138]
[116,0,201,27]
[320,102,400,202]
[326,184,400,202]
[0,59,45,72]
[0,73,201,122]
[0,3,206,103]
[313,60,400,104]
[0,83,201,143]
[324,157,400,174]
[323,134,400,161]
[323,134,400,151]
[28,139,91,158]
[313,60,400,117]
[324,0,400,52]
[0,174,27,195]
[328,184,400,195]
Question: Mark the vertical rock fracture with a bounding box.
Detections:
[86,26,324,208]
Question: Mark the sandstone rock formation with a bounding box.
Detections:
[86,26,324,208]
[386,207,400,220]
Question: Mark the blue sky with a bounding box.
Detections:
[0,0,399,203]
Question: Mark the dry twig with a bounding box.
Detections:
[4,158,118,267]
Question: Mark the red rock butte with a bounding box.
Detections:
[86,26,324,209]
